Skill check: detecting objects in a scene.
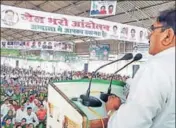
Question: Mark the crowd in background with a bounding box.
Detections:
[0,65,129,128]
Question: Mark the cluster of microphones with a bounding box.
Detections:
[72,53,143,107]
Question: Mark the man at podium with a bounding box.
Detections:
[106,8,175,128]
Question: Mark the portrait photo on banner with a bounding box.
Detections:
[90,1,117,16]
[89,44,110,60]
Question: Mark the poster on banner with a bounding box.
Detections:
[133,43,149,53]
[30,41,38,49]
[1,5,149,43]
[7,41,14,49]
[0,40,74,52]
[25,41,31,49]
[41,41,54,50]
[90,0,117,16]
[41,41,48,50]
[1,40,7,48]
[16,41,22,49]
[89,44,110,60]
[54,41,73,52]
[18,41,26,49]
[1,41,25,49]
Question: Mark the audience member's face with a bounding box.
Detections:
[40,105,44,110]
[27,109,32,115]
[12,101,17,105]
[8,110,13,116]
[21,119,26,125]
[37,102,41,107]
[6,119,12,125]
[15,90,20,94]
[5,100,9,104]
[34,100,38,105]
[21,105,25,111]
[9,105,14,110]
[28,124,34,128]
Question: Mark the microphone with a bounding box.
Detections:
[80,53,133,107]
[100,53,143,102]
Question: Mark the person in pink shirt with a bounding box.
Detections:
[100,6,107,14]
[108,5,114,14]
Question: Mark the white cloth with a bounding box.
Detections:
[1,103,10,118]
[33,104,39,113]
[15,108,26,123]
[43,101,48,110]
[25,112,39,127]
[108,47,175,128]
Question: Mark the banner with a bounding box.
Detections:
[90,0,117,16]
[89,44,110,60]
[1,5,149,43]
[1,40,74,52]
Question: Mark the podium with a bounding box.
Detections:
[47,79,126,128]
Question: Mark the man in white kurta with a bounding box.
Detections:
[107,8,175,128]
[15,105,26,123]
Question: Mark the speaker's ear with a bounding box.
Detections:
[161,28,174,46]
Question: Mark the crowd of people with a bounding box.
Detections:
[1,66,48,128]
[0,65,129,128]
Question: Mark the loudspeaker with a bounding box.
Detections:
[132,65,140,78]
[84,63,88,73]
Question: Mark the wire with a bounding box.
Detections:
[88,107,105,128]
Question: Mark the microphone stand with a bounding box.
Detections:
[79,53,133,107]
[100,53,142,102]
[85,58,125,97]
[80,59,125,107]
[100,60,135,102]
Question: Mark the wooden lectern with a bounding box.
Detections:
[47,79,125,128]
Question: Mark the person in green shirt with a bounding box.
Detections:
[12,91,21,105]
[2,118,14,128]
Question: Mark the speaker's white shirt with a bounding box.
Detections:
[108,47,175,128]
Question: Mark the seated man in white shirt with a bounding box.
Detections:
[15,104,26,124]
[1,99,10,119]
[106,8,176,128]
[25,107,39,127]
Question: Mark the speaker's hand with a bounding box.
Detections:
[106,95,121,114]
